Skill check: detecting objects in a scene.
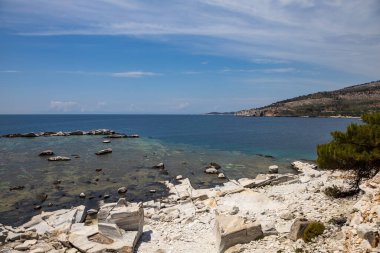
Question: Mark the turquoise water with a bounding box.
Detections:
[0,115,359,225]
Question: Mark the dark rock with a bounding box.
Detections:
[126,134,139,138]
[9,185,25,191]
[152,162,165,169]
[53,180,61,185]
[105,134,126,138]
[42,132,57,136]
[69,130,85,135]
[87,209,98,215]
[39,150,54,156]
[95,168,103,172]
[33,205,42,210]
[209,162,221,170]
[36,193,48,203]
[95,148,112,155]
[21,132,39,137]
[3,133,22,138]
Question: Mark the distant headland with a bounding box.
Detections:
[210,80,380,117]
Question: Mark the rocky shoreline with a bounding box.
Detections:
[1,129,139,138]
[1,161,379,253]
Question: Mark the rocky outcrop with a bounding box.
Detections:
[235,80,380,117]
[4,161,380,253]
[0,129,133,138]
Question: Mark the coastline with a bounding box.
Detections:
[1,161,379,253]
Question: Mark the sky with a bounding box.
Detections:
[0,0,379,114]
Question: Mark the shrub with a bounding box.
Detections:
[317,112,380,196]
[301,221,325,242]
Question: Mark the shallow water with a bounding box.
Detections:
[0,115,359,225]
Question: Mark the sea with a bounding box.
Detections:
[0,114,360,225]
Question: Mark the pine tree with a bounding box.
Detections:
[317,112,380,196]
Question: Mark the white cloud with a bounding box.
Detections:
[177,102,190,110]
[0,70,20,73]
[50,100,80,112]
[0,0,379,77]
[110,71,159,78]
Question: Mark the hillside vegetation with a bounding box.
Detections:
[235,80,380,117]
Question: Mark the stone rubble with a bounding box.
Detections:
[1,161,380,253]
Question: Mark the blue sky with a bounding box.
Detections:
[0,0,379,114]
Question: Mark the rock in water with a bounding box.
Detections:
[39,150,54,156]
[102,140,111,143]
[218,173,226,179]
[176,175,183,180]
[209,162,221,170]
[205,167,218,174]
[79,192,86,198]
[118,187,127,194]
[152,162,165,169]
[95,148,112,155]
[268,165,279,174]
[48,156,71,161]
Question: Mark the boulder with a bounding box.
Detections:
[205,167,218,174]
[39,150,54,156]
[357,223,379,248]
[118,187,128,194]
[152,162,165,169]
[101,200,144,235]
[268,165,279,174]
[215,214,263,253]
[289,218,309,241]
[98,223,123,239]
[218,173,226,179]
[48,156,71,161]
[95,148,112,155]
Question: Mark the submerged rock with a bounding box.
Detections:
[95,148,112,155]
[9,185,25,191]
[38,150,54,156]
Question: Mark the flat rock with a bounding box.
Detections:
[95,148,112,155]
[215,214,263,253]
[48,156,71,161]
